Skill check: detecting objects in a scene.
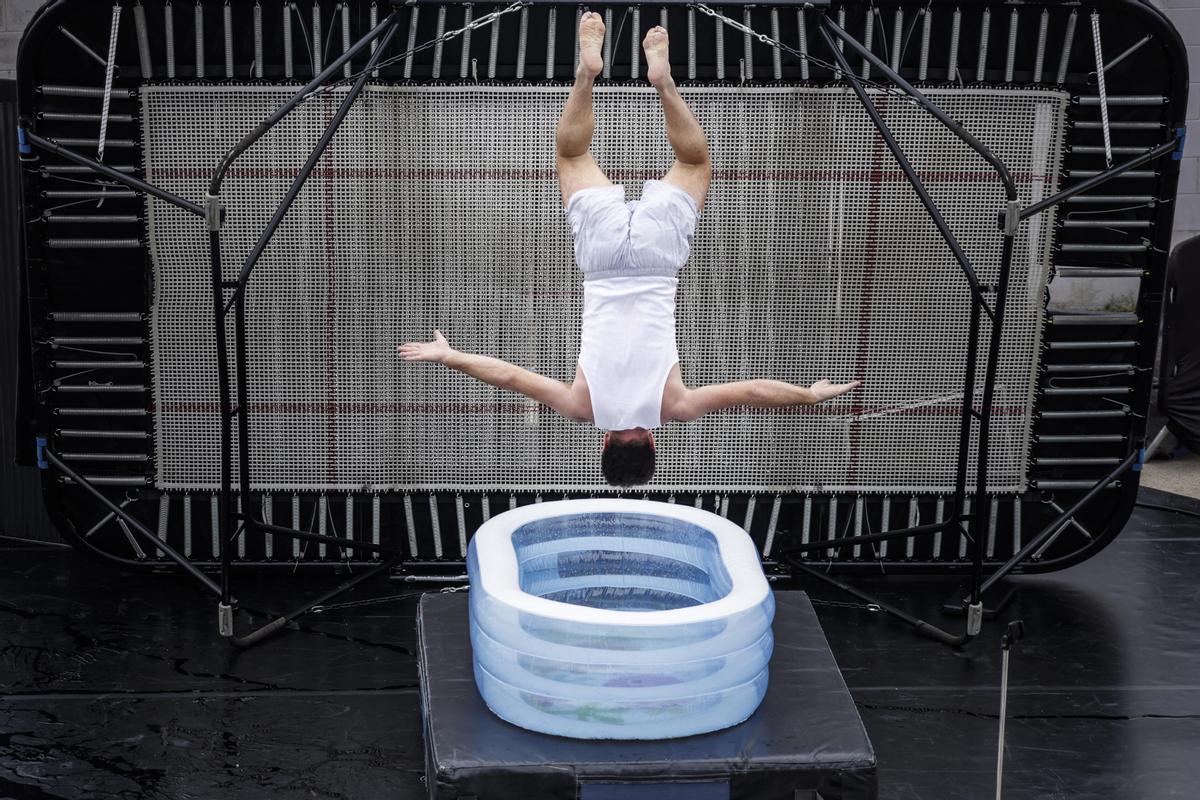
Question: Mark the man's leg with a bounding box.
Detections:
[643,26,711,211]
[556,11,612,207]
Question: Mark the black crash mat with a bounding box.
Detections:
[417,590,876,800]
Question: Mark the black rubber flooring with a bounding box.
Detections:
[2,486,1199,799]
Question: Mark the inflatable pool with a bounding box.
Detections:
[467,499,775,739]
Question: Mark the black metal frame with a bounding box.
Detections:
[14,0,1183,648]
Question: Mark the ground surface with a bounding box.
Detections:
[2,487,1199,799]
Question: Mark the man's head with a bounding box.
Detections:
[601,429,656,487]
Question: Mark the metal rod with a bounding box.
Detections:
[24,132,205,218]
[46,449,221,596]
[1021,139,1177,221]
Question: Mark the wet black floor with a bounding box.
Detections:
[3,487,1199,799]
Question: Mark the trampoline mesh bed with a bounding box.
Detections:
[143,84,1067,493]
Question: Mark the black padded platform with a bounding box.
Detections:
[417,590,876,800]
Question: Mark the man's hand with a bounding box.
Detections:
[809,379,863,402]
[397,329,454,363]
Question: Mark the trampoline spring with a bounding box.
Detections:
[1011,495,1022,555]
[432,6,448,79]
[38,84,136,99]
[183,493,193,558]
[720,495,730,518]
[318,494,328,558]
[1074,120,1163,131]
[312,2,323,75]
[54,384,146,393]
[262,493,274,559]
[879,496,891,559]
[456,494,468,557]
[545,6,556,80]
[254,1,264,78]
[947,7,960,83]
[932,496,944,560]
[1055,10,1077,85]
[210,494,220,560]
[38,111,133,124]
[63,475,150,487]
[49,311,143,322]
[1066,168,1156,178]
[1089,12,1112,167]
[48,137,136,148]
[1034,479,1121,491]
[833,6,845,79]
[572,5,580,73]
[742,495,757,536]
[715,7,725,80]
[371,494,381,557]
[770,7,784,78]
[1039,409,1128,419]
[890,8,903,74]
[342,2,353,78]
[291,495,301,559]
[46,238,141,249]
[853,496,863,559]
[602,8,612,80]
[224,1,234,78]
[1004,8,1018,83]
[1065,195,1154,204]
[797,9,809,80]
[860,11,873,80]
[403,494,418,557]
[283,2,294,78]
[194,0,205,79]
[1037,433,1126,443]
[429,494,444,558]
[906,497,919,559]
[1032,9,1048,83]
[1043,385,1132,395]
[370,1,380,76]
[742,7,757,81]
[917,7,930,81]
[487,6,500,79]
[761,495,781,558]
[986,497,998,559]
[405,6,421,79]
[60,452,150,462]
[959,498,971,560]
[687,8,697,80]
[461,4,474,78]
[793,494,809,548]
[165,0,176,78]
[661,7,668,29]
[1045,362,1134,373]
[345,494,355,552]
[56,429,148,439]
[826,496,838,559]
[52,359,144,369]
[134,3,153,78]
[630,7,640,79]
[56,407,148,417]
[1059,243,1148,253]
[44,190,137,199]
[45,214,140,223]
[1048,311,1138,325]
[976,8,990,82]
[1045,338,1136,349]
[508,495,517,511]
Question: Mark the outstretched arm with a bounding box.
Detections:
[397,330,588,422]
[670,378,862,422]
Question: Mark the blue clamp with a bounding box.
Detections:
[35,436,48,470]
[16,126,31,155]
[1173,126,1187,161]
[1133,447,1145,473]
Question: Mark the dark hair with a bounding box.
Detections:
[601,434,656,487]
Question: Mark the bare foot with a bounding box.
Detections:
[643,26,671,87]
[578,11,605,77]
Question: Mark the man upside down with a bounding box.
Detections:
[400,14,861,487]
